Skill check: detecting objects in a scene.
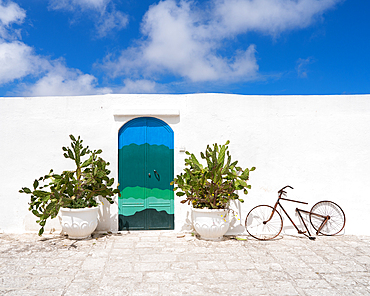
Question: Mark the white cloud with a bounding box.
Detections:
[48,0,108,11]
[0,1,44,85]
[101,0,339,86]
[95,9,128,38]
[102,0,259,83]
[48,0,128,37]
[0,0,25,26]
[213,0,340,37]
[296,57,315,78]
[118,79,158,94]
[0,41,47,84]
[0,41,112,96]
[229,46,259,77]
[141,0,219,81]
[21,61,112,96]
[0,0,26,40]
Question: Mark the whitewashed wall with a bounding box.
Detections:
[1,94,369,236]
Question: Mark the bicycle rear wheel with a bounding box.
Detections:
[310,201,346,235]
[245,205,283,240]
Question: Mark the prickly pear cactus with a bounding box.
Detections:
[172,141,255,209]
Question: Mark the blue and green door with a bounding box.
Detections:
[118,117,174,230]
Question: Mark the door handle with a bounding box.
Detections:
[154,170,160,180]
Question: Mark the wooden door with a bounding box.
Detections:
[118,117,174,230]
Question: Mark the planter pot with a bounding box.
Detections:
[192,208,230,241]
[59,207,99,239]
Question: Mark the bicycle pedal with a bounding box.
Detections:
[298,230,306,234]
[308,236,316,240]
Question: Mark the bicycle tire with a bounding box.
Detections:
[309,201,346,235]
[245,205,283,240]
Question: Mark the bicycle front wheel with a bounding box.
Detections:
[245,205,283,240]
[310,201,346,235]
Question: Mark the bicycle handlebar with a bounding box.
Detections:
[278,185,294,195]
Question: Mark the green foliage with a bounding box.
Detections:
[19,135,121,236]
[172,141,255,209]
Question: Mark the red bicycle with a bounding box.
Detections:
[245,186,346,240]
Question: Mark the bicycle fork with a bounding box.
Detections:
[308,210,330,235]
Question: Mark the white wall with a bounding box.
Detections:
[1,94,369,235]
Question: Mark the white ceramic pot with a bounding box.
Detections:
[192,208,230,241]
[59,207,99,239]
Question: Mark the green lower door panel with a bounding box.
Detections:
[147,197,173,229]
[147,209,174,229]
[119,210,174,231]
[119,212,145,230]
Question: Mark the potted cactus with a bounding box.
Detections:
[172,141,255,240]
[19,135,120,239]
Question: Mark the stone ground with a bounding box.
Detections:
[0,231,370,295]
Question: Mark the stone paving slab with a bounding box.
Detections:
[0,232,370,295]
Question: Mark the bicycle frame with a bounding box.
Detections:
[264,187,330,239]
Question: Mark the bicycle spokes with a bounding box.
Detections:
[310,201,346,236]
[245,205,283,240]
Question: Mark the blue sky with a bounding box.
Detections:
[0,0,369,96]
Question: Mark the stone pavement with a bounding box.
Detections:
[0,231,370,296]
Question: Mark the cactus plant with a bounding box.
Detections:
[172,141,255,209]
[19,135,120,236]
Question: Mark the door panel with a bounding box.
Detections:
[118,117,174,231]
